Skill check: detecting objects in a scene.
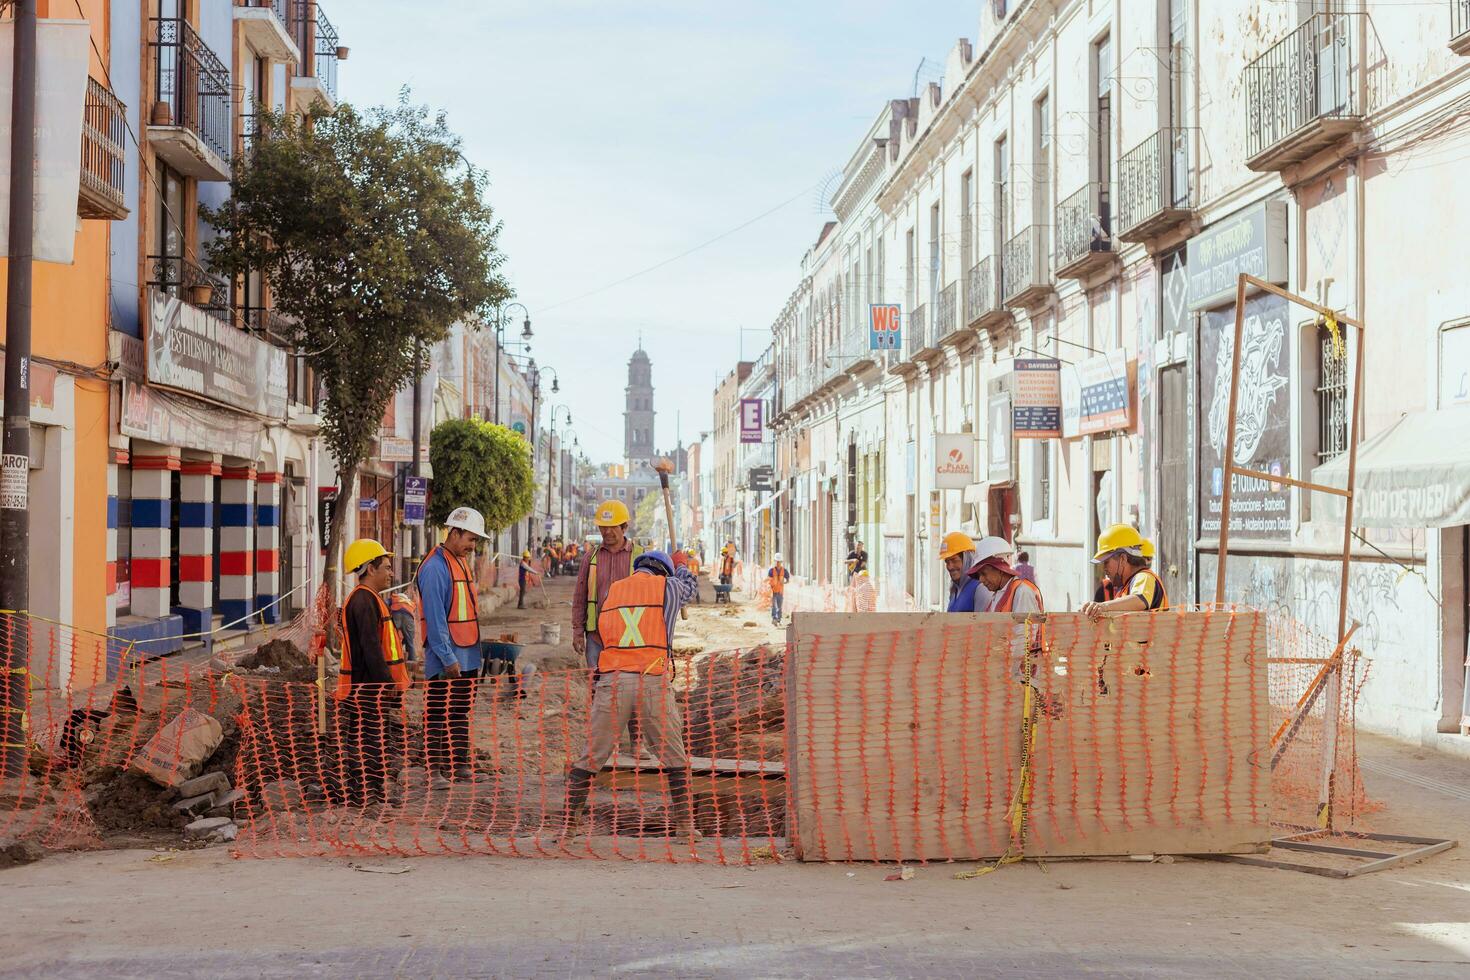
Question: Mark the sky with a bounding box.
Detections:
[336,0,977,463]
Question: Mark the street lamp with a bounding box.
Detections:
[492,301,532,425]
[547,404,572,535]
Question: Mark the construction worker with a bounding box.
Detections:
[719,543,736,587]
[939,530,984,612]
[683,546,702,603]
[969,536,1043,613]
[337,539,411,805]
[1083,524,1168,619]
[517,549,535,610]
[768,552,790,625]
[561,550,700,839]
[415,506,487,788]
[387,590,417,663]
[572,500,644,671]
[1094,537,1154,603]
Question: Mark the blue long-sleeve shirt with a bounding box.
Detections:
[947,577,981,612]
[417,549,483,679]
[659,566,697,642]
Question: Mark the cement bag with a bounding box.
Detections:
[130,707,223,788]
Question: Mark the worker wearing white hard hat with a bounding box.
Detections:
[768,552,790,626]
[967,536,1042,613]
[413,505,488,787]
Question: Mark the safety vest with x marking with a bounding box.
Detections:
[595,572,669,675]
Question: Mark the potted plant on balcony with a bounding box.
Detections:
[189,282,214,307]
[150,101,172,126]
[335,46,349,61]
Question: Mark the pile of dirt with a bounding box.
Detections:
[680,644,785,759]
[236,638,318,683]
[82,766,189,836]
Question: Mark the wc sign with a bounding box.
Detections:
[869,304,902,350]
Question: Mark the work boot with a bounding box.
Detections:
[559,767,595,838]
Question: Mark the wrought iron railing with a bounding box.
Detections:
[147,254,230,310]
[906,304,927,358]
[935,282,957,340]
[295,5,340,103]
[1056,184,1112,268]
[1117,129,1192,235]
[1002,226,1047,301]
[150,17,232,163]
[1244,13,1362,160]
[966,257,995,324]
[1455,1,1470,45]
[78,77,126,219]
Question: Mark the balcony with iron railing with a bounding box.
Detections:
[1001,226,1054,308]
[147,254,231,312]
[932,281,964,348]
[1244,13,1364,172]
[966,256,1009,332]
[291,4,342,110]
[1055,183,1116,279]
[1117,129,1195,244]
[888,304,926,376]
[78,77,127,220]
[1453,1,1470,55]
[235,0,300,63]
[148,17,231,180]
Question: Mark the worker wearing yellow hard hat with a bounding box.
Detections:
[337,538,409,805]
[573,497,643,669]
[939,530,985,612]
[1082,524,1169,619]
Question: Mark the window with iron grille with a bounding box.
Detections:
[1037,440,1052,521]
[1316,324,1348,462]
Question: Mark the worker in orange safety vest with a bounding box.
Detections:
[337,538,411,804]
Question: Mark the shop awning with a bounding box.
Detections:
[1312,405,1470,528]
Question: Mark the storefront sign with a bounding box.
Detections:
[1012,358,1062,438]
[869,304,902,350]
[933,433,976,490]
[1198,291,1292,540]
[1069,349,1132,436]
[748,466,774,492]
[146,289,289,418]
[1187,201,1288,311]
[987,392,1013,484]
[108,330,146,382]
[403,475,428,526]
[378,435,413,462]
[318,488,339,554]
[739,398,764,444]
[359,496,379,512]
[0,353,56,412]
[119,380,265,460]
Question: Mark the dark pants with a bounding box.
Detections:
[517,577,526,609]
[338,691,395,803]
[425,675,477,777]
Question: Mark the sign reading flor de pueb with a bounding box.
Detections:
[869,304,902,350]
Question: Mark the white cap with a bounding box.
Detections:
[444,506,487,539]
[971,536,1012,565]
[773,552,784,563]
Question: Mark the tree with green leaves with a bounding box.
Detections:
[427,418,536,533]
[204,98,510,598]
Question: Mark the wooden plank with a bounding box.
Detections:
[1226,465,1351,497]
[786,610,1271,862]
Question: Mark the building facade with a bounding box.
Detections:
[742,0,1470,748]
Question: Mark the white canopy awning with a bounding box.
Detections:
[1313,405,1470,528]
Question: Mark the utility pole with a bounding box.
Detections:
[0,0,37,779]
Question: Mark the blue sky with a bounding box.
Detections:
[336,0,976,462]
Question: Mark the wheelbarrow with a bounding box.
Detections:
[713,583,733,605]
[480,640,524,699]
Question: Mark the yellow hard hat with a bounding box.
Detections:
[344,538,391,574]
[522,550,531,559]
[1092,524,1145,563]
[594,499,630,527]
[1140,538,1156,560]
[938,530,973,561]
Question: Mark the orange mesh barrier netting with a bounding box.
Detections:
[1,607,1373,864]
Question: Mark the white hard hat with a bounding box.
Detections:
[971,535,1012,565]
[444,506,487,539]
[773,552,784,563]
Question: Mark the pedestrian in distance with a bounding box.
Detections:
[846,539,868,580]
[561,550,701,840]
[414,506,488,790]
[968,536,1043,613]
[337,539,412,805]
[1013,551,1036,585]
[572,499,644,672]
[1082,525,1169,619]
[768,552,790,625]
[718,543,736,588]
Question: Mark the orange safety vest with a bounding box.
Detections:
[1121,567,1170,611]
[388,592,416,616]
[414,545,480,648]
[335,585,411,700]
[596,573,669,675]
[994,576,1045,613]
[584,542,643,632]
[721,554,735,577]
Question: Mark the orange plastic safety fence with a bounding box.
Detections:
[0,607,1375,864]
